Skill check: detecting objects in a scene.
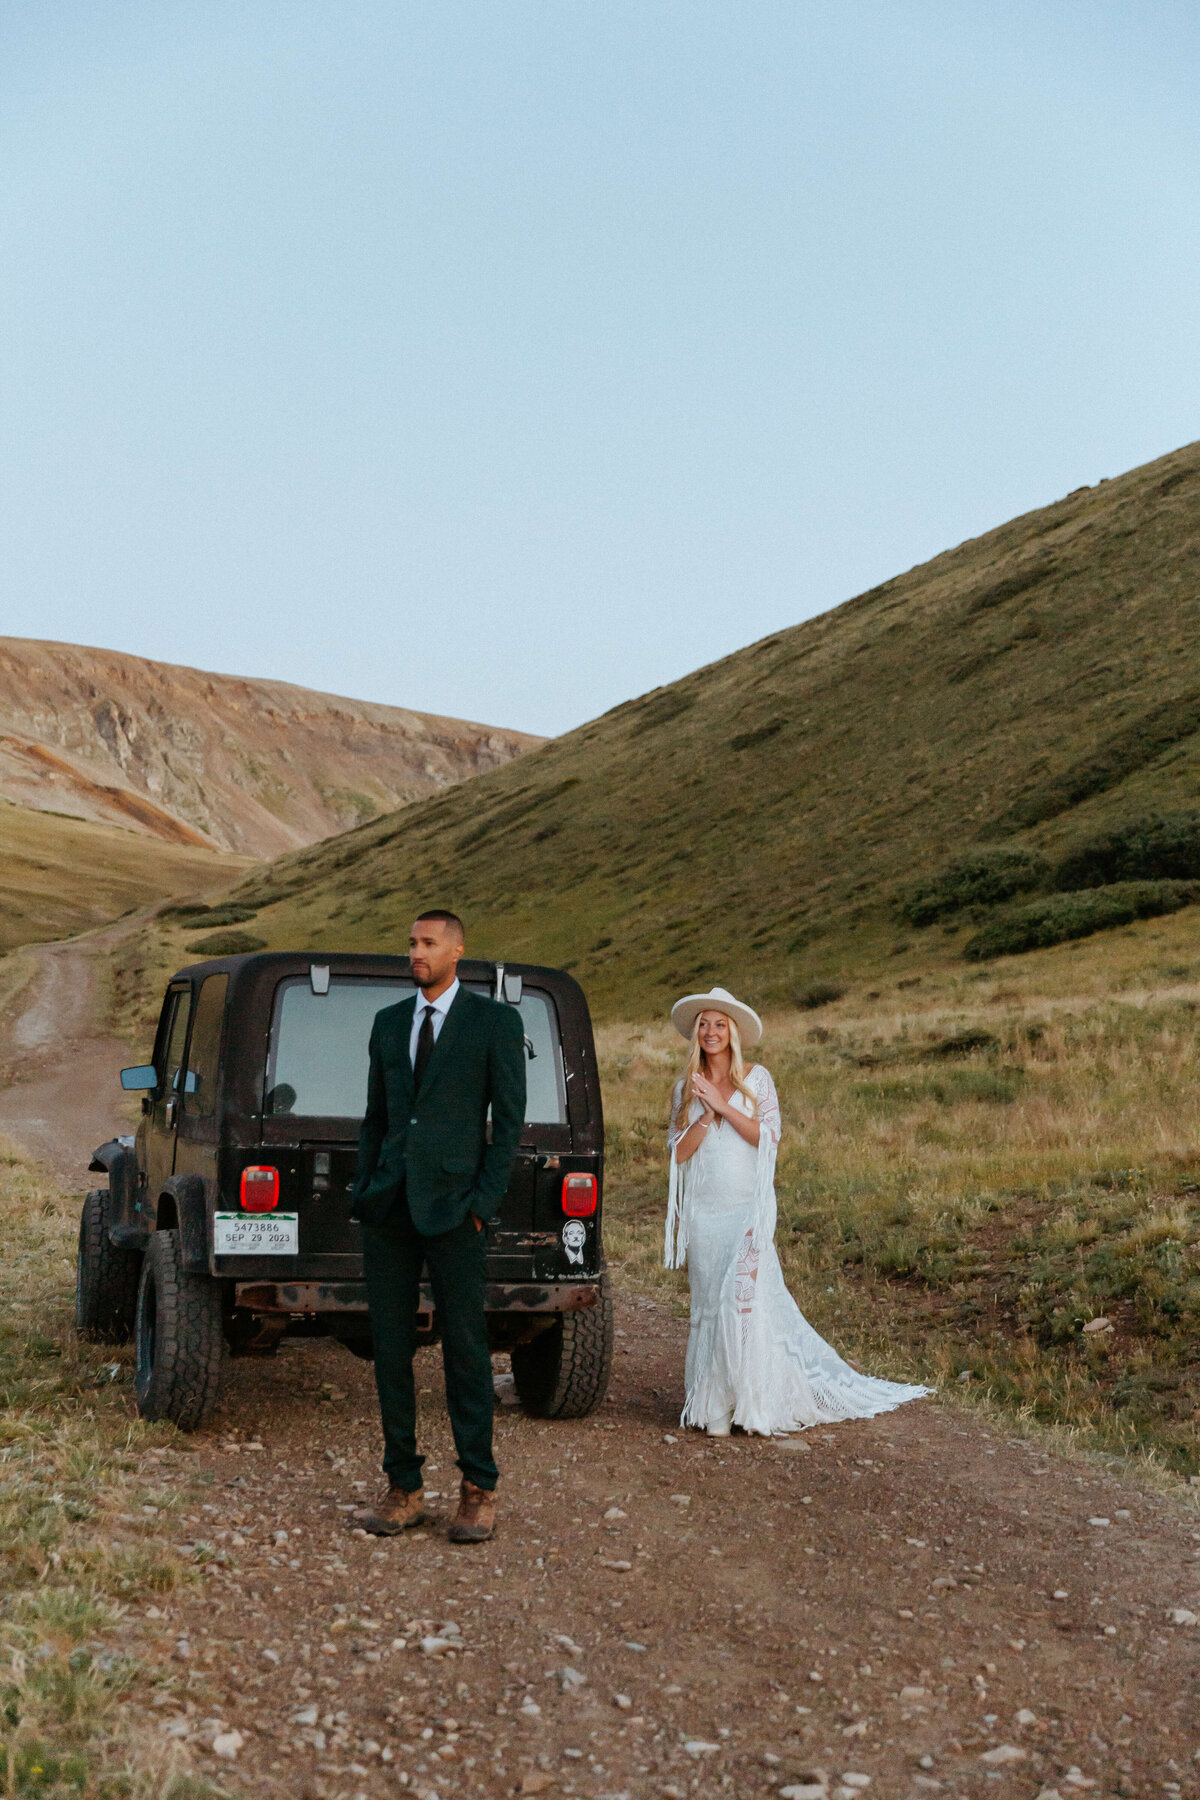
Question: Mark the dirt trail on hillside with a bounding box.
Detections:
[1,938,1199,1800]
[0,920,136,1182]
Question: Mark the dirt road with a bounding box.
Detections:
[0,921,137,1183]
[3,933,1200,1800]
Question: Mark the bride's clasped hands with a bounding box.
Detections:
[680,1056,762,1156]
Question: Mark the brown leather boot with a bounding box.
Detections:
[448,1479,496,1544]
[352,1485,426,1536]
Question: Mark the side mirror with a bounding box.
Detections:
[183,1070,198,1095]
[503,973,523,1005]
[120,1065,158,1092]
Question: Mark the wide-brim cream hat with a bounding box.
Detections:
[670,985,763,1047]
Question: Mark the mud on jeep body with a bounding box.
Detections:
[77,953,612,1431]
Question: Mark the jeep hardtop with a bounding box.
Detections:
[77,952,612,1430]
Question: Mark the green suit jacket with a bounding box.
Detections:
[350,986,527,1235]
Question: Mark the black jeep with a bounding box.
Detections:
[77,953,612,1431]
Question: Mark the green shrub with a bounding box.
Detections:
[922,1027,999,1059]
[1054,810,1200,889]
[160,901,259,927]
[184,930,268,957]
[627,690,696,736]
[963,880,1200,960]
[852,1067,1022,1108]
[730,719,784,751]
[897,847,1049,925]
[962,551,1058,613]
[793,979,845,1010]
[202,903,260,926]
[988,691,1200,833]
[454,777,580,851]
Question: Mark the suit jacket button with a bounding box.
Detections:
[410,1118,418,1125]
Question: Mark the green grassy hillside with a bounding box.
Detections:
[216,437,1200,1016]
[0,799,251,953]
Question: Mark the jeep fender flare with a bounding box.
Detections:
[155,1174,210,1273]
[87,1138,140,1229]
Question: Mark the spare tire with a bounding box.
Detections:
[76,1189,142,1344]
[134,1229,224,1430]
[510,1276,614,1418]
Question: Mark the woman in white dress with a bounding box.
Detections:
[665,986,930,1436]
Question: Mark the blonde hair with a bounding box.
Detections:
[673,1012,757,1134]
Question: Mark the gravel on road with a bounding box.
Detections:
[100,1294,1200,1800]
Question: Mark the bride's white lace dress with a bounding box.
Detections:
[665,1065,930,1434]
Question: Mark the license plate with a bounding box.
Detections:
[213,1212,299,1256]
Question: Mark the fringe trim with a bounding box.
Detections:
[747,1125,778,1255]
[664,1142,688,1269]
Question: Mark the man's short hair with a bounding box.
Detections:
[413,908,465,943]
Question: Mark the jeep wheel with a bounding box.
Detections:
[510,1276,614,1418]
[76,1190,142,1344]
[335,1327,375,1361]
[134,1230,224,1430]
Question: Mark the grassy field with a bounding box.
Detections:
[99,891,1200,1485]
[0,800,251,955]
[0,1136,225,1799]
[195,437,1200,1016]
[598,919,1200,1483]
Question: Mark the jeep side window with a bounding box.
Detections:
[158,986,193,1096]
[184,973,228,1118]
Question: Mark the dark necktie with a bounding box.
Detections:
[413,1004,436,1090]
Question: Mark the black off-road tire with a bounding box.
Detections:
[76,1189,142,1344]
[134,1229,225,1430]
[511,1275,614,1418]
[335,1327,375,1361]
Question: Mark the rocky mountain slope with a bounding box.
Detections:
[0,639,541,857]
[225,438,1200,1014]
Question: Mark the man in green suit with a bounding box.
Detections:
[350,910,526,1543]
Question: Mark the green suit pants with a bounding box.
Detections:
[362,1197,497,1493]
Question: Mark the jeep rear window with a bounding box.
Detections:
[263,977,567,1124]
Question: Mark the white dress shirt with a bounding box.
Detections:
[409,978,459,1065]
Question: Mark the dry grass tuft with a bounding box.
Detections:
[0,1136,222,1796]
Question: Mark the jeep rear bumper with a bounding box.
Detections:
[233,1279,602,1316]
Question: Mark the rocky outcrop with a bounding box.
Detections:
[0,639,541,856]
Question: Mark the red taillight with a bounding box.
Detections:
[561,1173,597,1217]
[241,1166,279,1212]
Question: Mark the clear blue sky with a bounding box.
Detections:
[2,3,1198,736]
